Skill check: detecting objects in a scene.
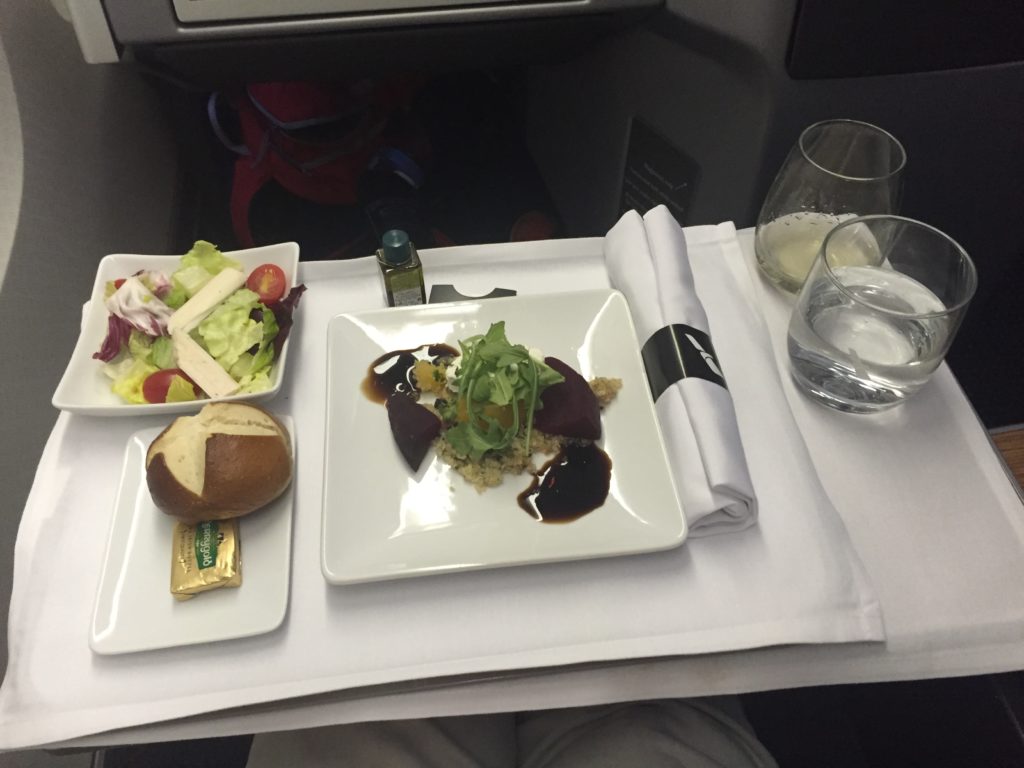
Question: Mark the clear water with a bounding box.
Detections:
[787,266,950,412]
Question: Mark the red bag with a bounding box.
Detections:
[210,80,427,249]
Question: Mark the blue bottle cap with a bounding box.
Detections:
[381,229,412,265]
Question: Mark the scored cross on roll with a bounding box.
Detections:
[146,402,293,523]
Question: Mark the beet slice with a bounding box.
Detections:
[532,357,601,441]
[386,393,442,472]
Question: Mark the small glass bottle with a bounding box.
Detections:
[377,229,426,307]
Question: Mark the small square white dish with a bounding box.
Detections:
[52,242,300,416]
[321,289,686,585]
[90,418,295,655]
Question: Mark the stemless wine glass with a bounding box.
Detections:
[755,119,906,294]
[787,215,977,414]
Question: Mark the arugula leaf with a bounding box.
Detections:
[443,322,564,461]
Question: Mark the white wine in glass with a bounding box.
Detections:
[755,120,905,294]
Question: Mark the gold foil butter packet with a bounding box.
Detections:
[171,519,242,601]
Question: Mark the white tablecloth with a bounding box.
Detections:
[5,225,1022,750]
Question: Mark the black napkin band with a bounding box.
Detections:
[641,324,727,401]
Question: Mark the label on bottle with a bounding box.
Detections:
[392,287,424,307]
[378,247,425,307]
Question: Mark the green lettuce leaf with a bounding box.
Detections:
[162,283,188,309]
[122,330,177,372]
[237,368,272,394]
[170,241,243,302]
[228,346,273,382]
[171,265,214,300]
[180,240,241,276]
[194,288,278,392]
[127,330,153,363]
[196,288,264,369]
[165,375,199,402]
[107,357,159,404]
[150,335,175,369]
[232,309,278,392]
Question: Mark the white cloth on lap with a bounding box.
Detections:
[518,700,777,768]
[244,700,777,768]
[246,714,516,768]
[605,206,757,536]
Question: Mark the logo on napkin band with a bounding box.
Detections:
[641,324,727,400]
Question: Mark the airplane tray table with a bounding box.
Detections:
[2,224,1023,750]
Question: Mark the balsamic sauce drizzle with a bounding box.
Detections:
[517,443,612,523]
[361,343,458,404]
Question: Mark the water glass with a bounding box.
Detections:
[787,216,977,413]
[756,119,906,293]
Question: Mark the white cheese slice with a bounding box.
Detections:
[171,331,240,399]
[167,268,246,334]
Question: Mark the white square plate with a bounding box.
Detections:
[90,418,295,655]
[52,242,300,416]
[321,289,686,585]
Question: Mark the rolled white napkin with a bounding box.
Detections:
[605,206,758,536]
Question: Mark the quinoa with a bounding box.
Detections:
[435,434,534,490]
[589,377,623,408]
[432,377,621,492]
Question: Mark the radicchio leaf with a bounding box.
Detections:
[104,276,174,336]
[267,284,307,357]
[141,270,173,299]
[93,314,134,362]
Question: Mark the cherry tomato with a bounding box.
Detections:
[113,278,126,289]
[246,263,287,304]
[142,369,200,404]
